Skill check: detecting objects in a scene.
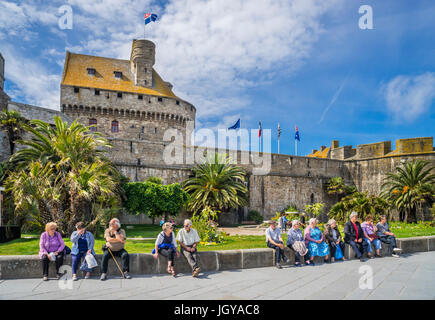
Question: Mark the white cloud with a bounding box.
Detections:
[384,72,435,122]
[2,45,60,110]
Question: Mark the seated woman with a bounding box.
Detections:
[70,221,96,281]
[286,220,309,266]
[304,218,329,265]
[324,219,346,262]
[361,215,382,258]
[153,222,180,276]
[39,222,65,281]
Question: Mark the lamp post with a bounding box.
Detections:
[0,186,4,226]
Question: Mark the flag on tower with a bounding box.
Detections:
[278,123,282,139]
[228,119,241,130]
[295,125,300,141]
[144,13,158,25]
[258,121,262,138]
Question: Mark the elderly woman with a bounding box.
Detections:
[344,212,368,262]
[361,215,382,258]
[286,220,310,266]
[304,218,329,265]
[39,222,65,281]
[70,221,96,281]
[153,222,180,276]
[324,219,346,262]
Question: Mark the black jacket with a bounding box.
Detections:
[344,221,364,243]
[324,226,343,244]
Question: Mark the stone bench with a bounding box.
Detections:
[0,236,434,279]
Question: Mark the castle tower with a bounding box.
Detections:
[130,39,155,88]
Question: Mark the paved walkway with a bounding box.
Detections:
[1,252,434,300]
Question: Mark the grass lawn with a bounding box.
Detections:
[1,222,435,256]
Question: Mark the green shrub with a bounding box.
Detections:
[247,210,263,224]
[305,203,325,217]
[191,207,226,244]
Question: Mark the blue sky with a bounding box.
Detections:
[1,0,434,156]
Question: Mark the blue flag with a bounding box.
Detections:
[228,119,240,130]
[144,13,158,25]
[295,125,300,141]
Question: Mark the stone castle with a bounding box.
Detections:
[1,41,434,223]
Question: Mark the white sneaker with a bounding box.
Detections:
[392,253,400,258]
[100,273,107,281]
[393,248,402,252]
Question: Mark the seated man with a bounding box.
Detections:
[344,212,368,262]
[376,215,402,257]
[176,219,201,277]
[100,218,131,280]
[266,220,288,268]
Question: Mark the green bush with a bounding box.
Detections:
[247,210,263,224]
[191,207,226,244]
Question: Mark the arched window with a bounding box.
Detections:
[89,119,97,131]
[111,120,119,133]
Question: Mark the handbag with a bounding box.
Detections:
[368,233,379,240]
[334,244,343,260]
[85,253,98,268]
[64,246,71,255]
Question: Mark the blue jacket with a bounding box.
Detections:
[70,230,95,255]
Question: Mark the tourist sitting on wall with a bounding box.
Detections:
[100,218,131,280]
[153,222,180,276]
[39,222,66,281]
[70,222,96,281]
[376,215,402,258]
[304,218,330,265]
[324,219,346,262]
[266,220,289,268]
[361,215,382,258]
[176,219,201,277]
[344,212,368,262]
[286,220,309,267]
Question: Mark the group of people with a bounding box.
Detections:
[266,212,402,268]
[38,218,201,281]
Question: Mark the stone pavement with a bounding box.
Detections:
[0,251,434,300]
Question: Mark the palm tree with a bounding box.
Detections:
[9,116,120,234]
[183,153,248,215]
[381,160,435,223]
[0,109,26,155]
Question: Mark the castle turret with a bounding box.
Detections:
[130,39,155,88]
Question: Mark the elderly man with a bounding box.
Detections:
[176,219,201,277]
[100,218,131,280]
[376,215,402,257]
[344,212,368,262]
[266,220,289,268]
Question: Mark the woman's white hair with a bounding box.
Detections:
[350,211,358,219]
[309,218,318,225]
[292,220,300,226]
[110,218,121,228]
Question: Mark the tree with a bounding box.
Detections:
[7,116,121,234]
[183,153,248,215]
[328,192,390,224]
[381,160,435,223]
[123,181,189,224]
[0,109,26,155]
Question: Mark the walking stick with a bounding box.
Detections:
[107,247,125,278]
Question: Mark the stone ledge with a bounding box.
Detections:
[0,236,434,279]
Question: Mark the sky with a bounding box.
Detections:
[0,0,434,156]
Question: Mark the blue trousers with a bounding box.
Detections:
[364,238,382,253]
[71,251,87,274]
[348,239,369,258]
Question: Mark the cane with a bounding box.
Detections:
[107,247,125,278]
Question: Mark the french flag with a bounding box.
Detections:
[258,121,262,138]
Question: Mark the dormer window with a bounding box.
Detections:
[74,87,79,93]
[114,71,122,79]
[117,92,123,98]
[158,97,163,102]
[87,68,96,75]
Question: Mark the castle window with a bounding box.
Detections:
[89,119,97,131]
[138,95,143,100]
[117,92,122,98]
[137,159,141,165]
[95,89,100,95]
[114,71,122,79]
[87,68,96,75]
[141,126,145,133]
[144,68,147,73]
[144,80,148,85]
[176,100,180,105]
[158,97,163,102]
[111,120,119,133]
[191,106,193,111]
[155,127,157,134]
[74,87,79,93]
